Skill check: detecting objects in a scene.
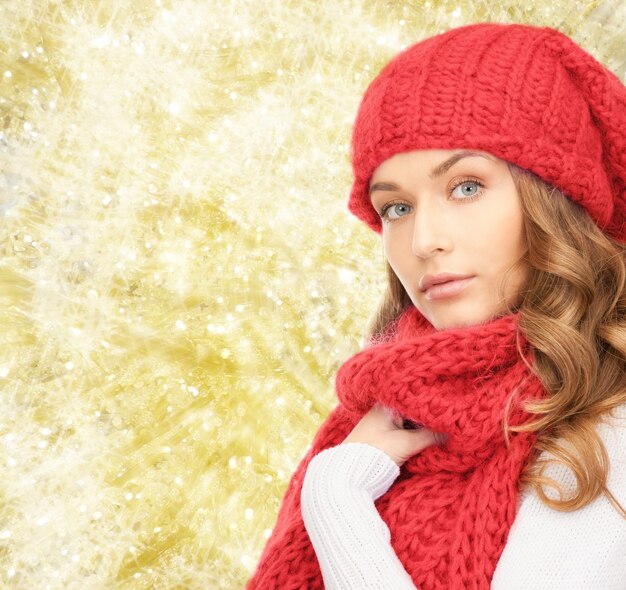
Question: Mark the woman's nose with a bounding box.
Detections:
[411,205,449,257]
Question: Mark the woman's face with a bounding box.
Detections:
[369,148,529,330]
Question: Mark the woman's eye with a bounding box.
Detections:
[450,179,484,200]
[381,202,412,220]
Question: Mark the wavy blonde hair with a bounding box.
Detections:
[364,162,626,518]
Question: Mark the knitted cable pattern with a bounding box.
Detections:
[246,304,547,589]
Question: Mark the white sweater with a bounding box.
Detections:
[300,404,626,589]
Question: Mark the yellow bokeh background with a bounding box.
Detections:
[1,1,625,588]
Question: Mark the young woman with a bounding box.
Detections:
[246,22,626,589]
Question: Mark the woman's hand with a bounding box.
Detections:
[342,403,446,467]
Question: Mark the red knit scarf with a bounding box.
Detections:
[247,304,546,589]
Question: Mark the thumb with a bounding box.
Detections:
[396,427,439,460]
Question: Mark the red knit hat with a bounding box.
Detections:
[348,22,626,242]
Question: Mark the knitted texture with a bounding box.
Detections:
[347,22,626,242]
[246,304,547,589]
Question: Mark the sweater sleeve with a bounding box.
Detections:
[492,404,626,589]
[300,442,418,590]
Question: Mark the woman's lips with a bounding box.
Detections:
[423,276,475,300]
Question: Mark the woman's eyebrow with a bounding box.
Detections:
[368,151,494,196]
